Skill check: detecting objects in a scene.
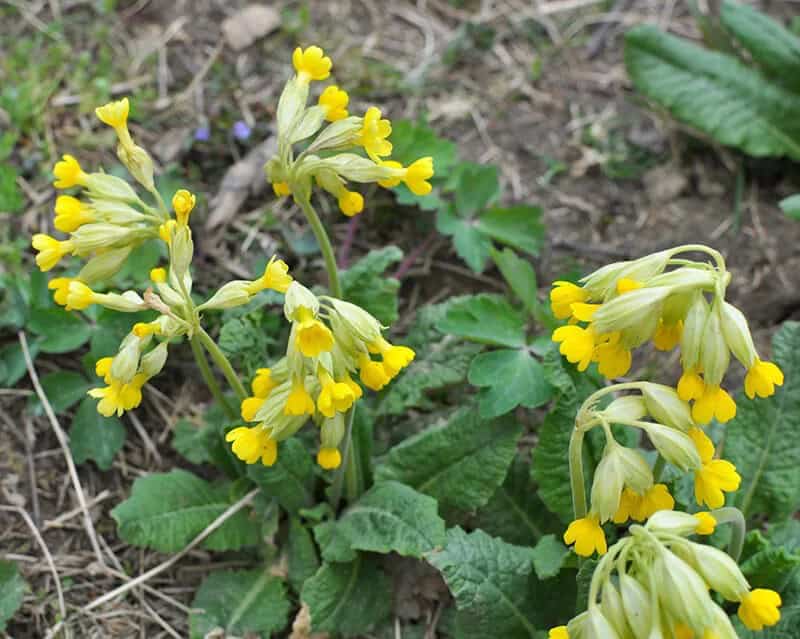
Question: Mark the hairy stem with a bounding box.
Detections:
[189,334,237,420]
[195,326,248,401]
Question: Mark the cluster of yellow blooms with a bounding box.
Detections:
[266,46,434,216]
[552,510,782,637]
[551,246,783,424]
[226,281,414,470]
[564,382,741,557]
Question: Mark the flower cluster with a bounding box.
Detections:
[551,246,784,425]
[227,280,415,470]
[265,45,434,216]
[564,382,741,557]
[552,511,782,637]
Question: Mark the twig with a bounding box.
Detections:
[23,415,41,525]
[126,412,163,465]
[19,331,106,568]
[44,490,112,529]
[82,488,259,611]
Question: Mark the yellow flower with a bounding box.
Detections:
[284,379,316,416]
[563,514,606,557]
[150,267,167,283]
[359,353,390,391]
[377,160,404,188]
[404,157,434,196]
[371,338,415,377]
[694,512,716,535]
[88,375,146,417]
[66,281,97,311]
[689,427,741,508]
[692,384,736,425]
[653,318,683,351]
[252,368,277,398]
[95,357,114,383]
[552,325,595,371]
[744,359,784,399]
[317,447,342,470]
[159,220,177,244]
[549,281,588,319]
[570,302,601,322]
[318,85,349,121]
[738,589,782,630]
[225,426,277,466]
[294,307,334,357]
[677,368,705,402]
[357,106,392,162]
[32,234,73,271]
[133,322,161,338]
[293,46,332,82]
[248,256,293,295]
[338,190,364,217]
[593,332,631,379]
[273,181,292,197]
[548,627,569,639]
[95,97,130,130]
[616,277,643,294]
[172,189,196,226]
[53,154,88,189]
[673,624,693,639]
[342,373,363,400]
[54,195,94,233]
[48,277,74,308]
[317,370,356,418]
[240,396,266,422]
[613,484,674,523]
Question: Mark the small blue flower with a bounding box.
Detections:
[232,120,252,141]
[194,125,211,141]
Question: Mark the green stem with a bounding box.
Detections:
[190,335,237,420]
[195,326,248,401]
[569,428,588,520]
[296,197,342,297]
[712,506,746,561]
[330,407,358,510]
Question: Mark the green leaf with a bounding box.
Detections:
[491,247,539,314]
[780,194,800,220]
[376,407,522,513]
[341,246,403,325]
[111,469,260,552]
[469,348,552,418]
[427,527,538,639]
[389,119,458,177]
[322,481,446,559]
[740,530,800,592]
[472,456,559,546]
[288,517,320,593]
[727,322,800,519]
[0,341,37,387]
[625,25,800,160]
[447,162,500,217]
[475,206,544,257]
[0,561,26,631]
[302,556,392,637]
[189,569,290,639]
[721,0,800,93]
[436,204,494,273]
[171,419,215,465]
[531,534,570,580]
[437,294,526,348]
[247,438,315,514]
[0,165,23,213]
[29,371,90,415]
[28,308,91,354]
[69,397,126,470]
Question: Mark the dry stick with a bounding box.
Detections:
[0,506,66,622]
[18,331,106,568]
[83,488,259,612]
[126,412,163,465]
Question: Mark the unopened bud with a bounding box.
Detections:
[656,548,715,631]
[680,292,709,371]
[592,287,671,336]
[619,574,652,638]
[720,301,757,369]
[641,383,694,432]
[307,117,363,153]
[84,173,138,202]
[700,305,730,387]
[600,581,631,638]
[139,342,168,379]
[641,423,701,471]
[77,246,132,283]
[198,280,253,311]
[117,143,155,191]
[679,542,749,602]
[603,395,647,424]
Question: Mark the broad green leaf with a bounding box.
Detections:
[727,322,800,519]
[437,294,526,348]
[491,247,539,314]
[625,25,800,160]
[314,519,357,563]
[288,517,320,593]
[780,194,800,220]
[171,419,215,465]
[389,119,458,177]
[247,438,315,514]
[476,206,544,257]
[323,481,446,559]
[0,341,37,387]
[436,204,494,273]
[218,309,281,377]
[531,534,570,580]
[0,561,26,631]
[376,407,522,513]
[302,556,392,637]
[447,162,500,217]
[721,0,800,93]
[472,456,559,546]
[28,308,91,354]
[189,569,290,639]
[111,469,260,552]
[427,527,538,639]
[468,348,552,418]
[740,530,800,592]
[341,246,403,325]
[69,397,126,470]
[29,371,90,415]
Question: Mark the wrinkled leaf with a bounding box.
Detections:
[171,419,215,465]
[247,438,315,514]
[476,206,544,257]
[69,397,126,471]
[531,534,570,580]
[468,348,552,418]
[28,308,91,354]
[341,246,403,325]
[30,370,90,415]
[437,294,526,348]
[491,247,540,314]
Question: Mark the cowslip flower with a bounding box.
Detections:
[689,427,741,508]
[547,627,568,639]
[318,85,349,121]
[612,484,674,523]
[293,45,332,83]
[738,589,782,630]
[225,426,277,466]
[53,154,88,189]
[54,195,94,232]
[356,106,392,162]
[172,189,196,226]
[563,514,606,557]
[32,234,73,271]
[744,359,784,399]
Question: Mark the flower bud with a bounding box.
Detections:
[592,287,671,336]
[642,423,701,471]
[91,198,146,224]
[284,281,320,321]
[656,548,715,631]
[154,281,185,309]
[77,246,133,284]
[600,581,632,639]
[307,116,363,153]
[198,280,253,311]
[96,290,148,313]
[592,443,652,521]
[312,153,400,183]
[641,383,694,432]
[169,226,194,280]
[680,292,709,371]
[646,510,703,537]
[700,305,730,387]
[681,542,749,602]
[603,395,647,424]
[140,342,168,379]
[720,301,757,369]
[619,574,652,638]
[117,143,155,191]
[111,337,141,383]
[320,412,346,450]
[644,267,716,292]
[327,298,384,345]
[70,223,138,254]
[581,251,670,300]
[84,173,139,202]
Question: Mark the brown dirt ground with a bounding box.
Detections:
[2,0,800,637]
